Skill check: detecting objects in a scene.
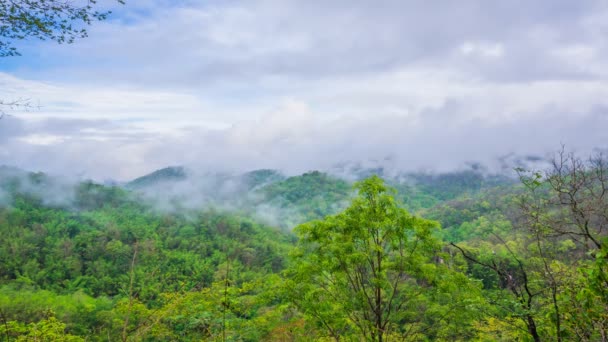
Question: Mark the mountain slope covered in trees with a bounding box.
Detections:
[0,157,606,340]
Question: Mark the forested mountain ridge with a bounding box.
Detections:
[123,166,514,227]
[126,166,188,189]
[0,156,606,340]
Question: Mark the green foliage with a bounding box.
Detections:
[0,161,605,340]
[126,166,187,189]
[256,171,352,227]
[406,170,513,203]
[286,176,480,340]
[0,178,293,340]
[241,169,286,189]
[1,313,85,341]
[0,0,125,56]
[0,286,112,337]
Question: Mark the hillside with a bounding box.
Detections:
[0,174,294,340]
[124,166,513,228]
[0,160,605,340]
[126,166,188,189]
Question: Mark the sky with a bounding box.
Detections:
[1,0,608,181]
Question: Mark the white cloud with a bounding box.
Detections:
[0,72,229,130]
[459,42,504,58]
[18,134,65,145]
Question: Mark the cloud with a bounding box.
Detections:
[10,0,605,84]
[0,165,79,208]
[2,100,606,181]
[0,115,26,142]
[459,42,504,58]
[1,1,608,180]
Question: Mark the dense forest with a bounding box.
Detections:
[2,0,607,341]
[0,151,606,341]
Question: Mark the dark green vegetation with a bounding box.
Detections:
[125,169,349,229]
[126,167,188,189]
[0,154,606,341]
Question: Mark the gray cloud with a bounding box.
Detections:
[0,165,78,208]
[2,1,608,180]
[14,0,608,86]
[3,102,606,180]
[0,116,26,142]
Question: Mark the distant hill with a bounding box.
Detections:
[0,166,83,208]
[259,171,351,206]
[394,169,515,209]
[252,171,352,227]
[125,166,187,189]
[121,165,515,227]
[241,169,286,190]
[0,164,517,229]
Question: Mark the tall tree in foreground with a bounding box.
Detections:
[286,176,475,341]
[450,149,608,341]
[516,149,608,340]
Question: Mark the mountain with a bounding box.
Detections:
[1,158,604,340]
[127,167,286,191]
[125,166,188,189]
[251,171,352,227]
[240,169,286,190]
[122,165,515,227]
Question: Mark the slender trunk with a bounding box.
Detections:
[376,248,383,342]
[535,232,562,341]
[222,259,230,342]
[552,285,562,342]
[526,314,541,342]
[0,309,10,342]
[122,242,138,342]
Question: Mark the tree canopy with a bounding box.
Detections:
[0,161,606,340]
[286,176,477,341]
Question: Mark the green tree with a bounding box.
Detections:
[286,176,452,341]
[516,149,608,340]
[0,311,85,342]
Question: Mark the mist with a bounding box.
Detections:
[1,104,605,181]
[0,166,79,208]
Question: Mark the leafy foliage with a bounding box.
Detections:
[0,177,292,340]
[255,171,352,227]
[286,176,480,340]
[126,166,187,190]
[0,0,124,56]
[0,159,606,340]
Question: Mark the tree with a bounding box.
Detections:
[450,148,608,341]
[451,235,546,342]
[516,148,608,340]
[0,98,37,117]
[286,176,465,341]
[517,148,607,252]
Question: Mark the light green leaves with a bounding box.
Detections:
[286,176,470,340]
